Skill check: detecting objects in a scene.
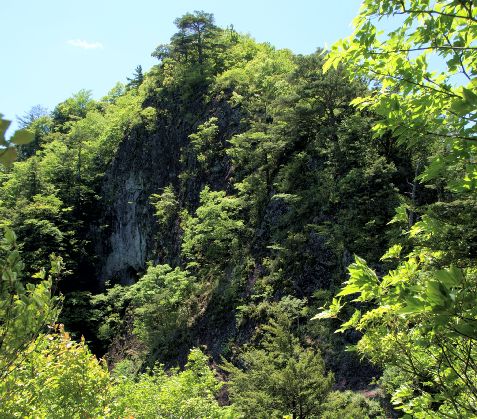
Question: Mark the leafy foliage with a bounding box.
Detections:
[0,228,61,384]
[0,8,434,416]
[320,390,385,419]
[150,185,181,263]
[319,1,477,417]
[181,186,245,268]
[326,0,477,191]
[1,328,111,419]
[110,348,236,418]
[224,314,334,419]
[128,264,197,352]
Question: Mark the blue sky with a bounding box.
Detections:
[1,1,361,129]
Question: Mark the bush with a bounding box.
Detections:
[321,390,385,419]
[111,348,236,418]
[129,264,197,351]
[1,328,111,419]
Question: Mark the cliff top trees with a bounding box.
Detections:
[151,11,232,91]
[174,11,218,65]
[152,10,219,66]
[126,65,144,90]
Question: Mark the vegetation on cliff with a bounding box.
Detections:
[1,1,476,417]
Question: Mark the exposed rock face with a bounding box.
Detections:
[97,96,241,285]
[102,172,148,284]
[98,124,182,285]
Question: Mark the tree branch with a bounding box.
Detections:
[395,8,477,24]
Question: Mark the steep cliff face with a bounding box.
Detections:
[97,96,241,285]
[99,126,178,285]
[101,171,150,285]
[82,44,404,394]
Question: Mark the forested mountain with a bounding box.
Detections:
[1,2,476,418]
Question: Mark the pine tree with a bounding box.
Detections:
[223,314,334,419]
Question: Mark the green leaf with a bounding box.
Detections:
[312,297,343,320]
[337,283,361,297]
[388,203,408,224]
[419,157,446,182]
[453,321,477,339]
[449,98,473,116]
[425,280,449,308]
[336,309,361,333]
[398,296,426,315]
[4,228,16,243]
[435,267,461,290]
[0,147,17,167]
[0,117,11,146]
[380,244,403,261]
[10,129,34,145]
[462,87,477,106]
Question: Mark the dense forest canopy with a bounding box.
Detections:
[0,1,476,417]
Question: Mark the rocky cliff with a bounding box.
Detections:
[97,94,242,285]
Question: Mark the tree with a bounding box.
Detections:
[318,1,477,417]
[16,105,51,160]
[223,314,334,419]
[9,194,73,276]
[181,186,245,269]
[110,348,236,418]
[0,228,62,387]
[150,185,181,264]
[51,90,96,133]
[17,105,49,129]
[173,11,218,65]
[1,327,111,419]
[320,390,385,419]
[126,65,144,90]
[151,44,171,62]
[128,264,197,352]
[152,10,223,78]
